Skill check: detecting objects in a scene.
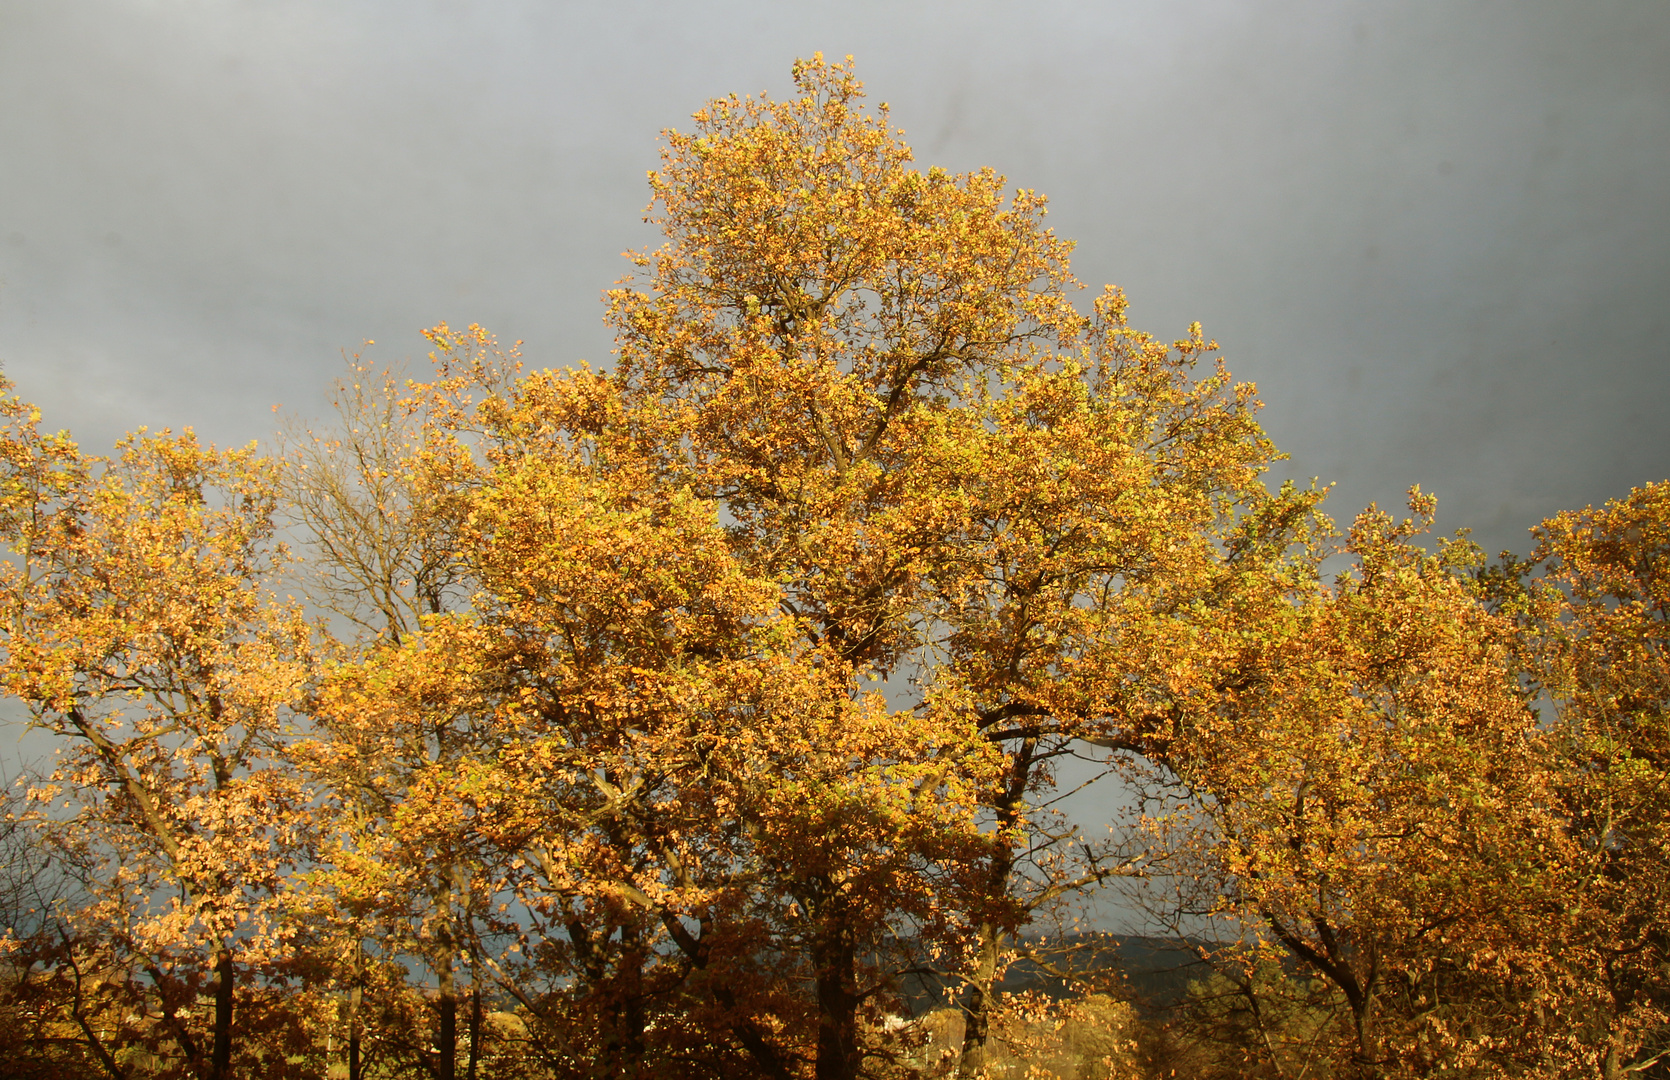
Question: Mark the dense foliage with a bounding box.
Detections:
[0,56,1664,1080]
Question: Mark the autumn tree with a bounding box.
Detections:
[5,50,1666,1080]
[0,771,111,1080]
[0,383,315,1080]
[285,318,1003,1078]
[1506,482,1670,1078]
[587,52,1329,1078]
[281,335,519,1080]
[1150,492,1564,1077]
[272,51,1328,1079]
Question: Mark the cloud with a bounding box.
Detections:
[0,0,1664,560]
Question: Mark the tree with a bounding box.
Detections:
[281,335,516,1080]
[597,52,1325,1078]
[1511,482,1670,1078]
[270,51,1324,1079]
[295,325,1004,1078]
[0,384,314,1080]
[1163,492,1562,1077]
[279,345,492,644]
[0,771,110,1080]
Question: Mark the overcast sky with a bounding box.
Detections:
[2,0,1666,561]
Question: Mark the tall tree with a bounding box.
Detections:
[0,383,314,1080]
[599,52,1324,1076]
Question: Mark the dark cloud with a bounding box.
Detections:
[1,0,1665,560]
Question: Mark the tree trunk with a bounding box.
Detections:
[960,737,1030,1078]
[959,922,1002,1078]
[1349,993,1380,1080]
[348,983,362,1080]
[207,948,234,1080]
[466,987,481,1080]
[348,940,365,1080]
[813,931,861,1080]
[437,959,457,1080]
[612,926,647,1077]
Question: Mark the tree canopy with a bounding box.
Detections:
[0,54,1664,1080]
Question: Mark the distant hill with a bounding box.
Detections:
[898,934,1217,1016]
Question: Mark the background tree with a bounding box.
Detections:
[280,360,449,641]
[282,327,520,1080]
[0,772,109,1080]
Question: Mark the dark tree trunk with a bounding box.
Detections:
[958,923,1002,1077]
[620,982,646,1076]
[466,987,481,1080]
[959,735,1032,1078]
[437,959,457,1080]
[207,948,234,1080]
[612,930,647,1076]
[348,976,363,1080]
[813,932,861,1080]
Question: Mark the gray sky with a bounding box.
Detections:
[2,0,1667,561]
